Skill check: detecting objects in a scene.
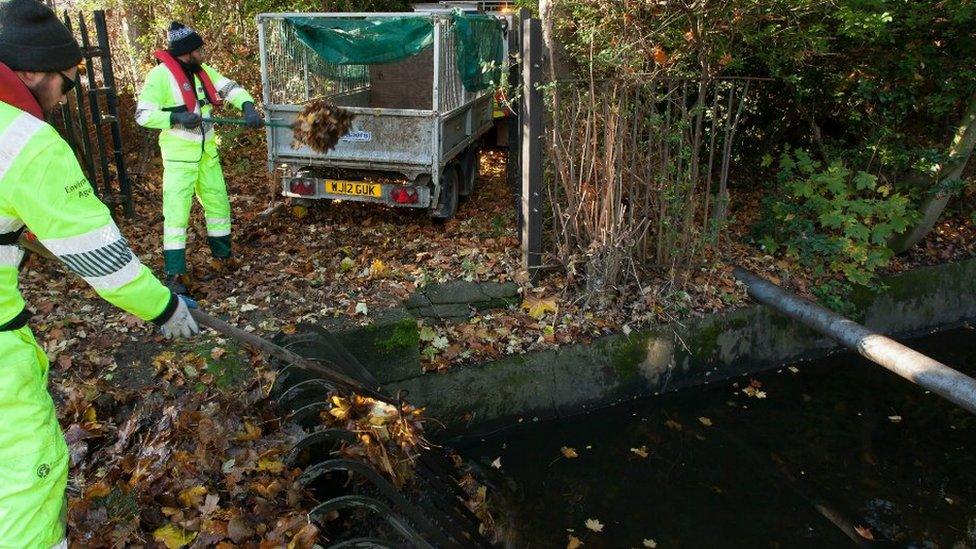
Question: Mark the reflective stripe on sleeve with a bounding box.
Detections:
[227,87,248,104]
[0,215,23,234]
[40,223,143,289]
[0,113,45,181]
[135,100,160,126]
[0,244,24,268]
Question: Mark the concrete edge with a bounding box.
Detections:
[384,258,976,436]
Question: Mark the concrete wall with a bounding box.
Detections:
[384,258,976,435]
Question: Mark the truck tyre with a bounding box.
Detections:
[430,164,460,222]
[459,144,480,200]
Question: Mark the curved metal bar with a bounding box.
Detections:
[309,495,435,549]
[288,400,332,429]
[287,428,357,467]
[276,378,339,413]
[271,363,318,399]
[299,459,458,548]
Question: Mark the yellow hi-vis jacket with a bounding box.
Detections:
[0,101,172,326]
[135,63,254,162]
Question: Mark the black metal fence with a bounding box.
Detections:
[50,10,134,217]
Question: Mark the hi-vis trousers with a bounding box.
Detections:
[0,327,68,548]
[162,150,231,275]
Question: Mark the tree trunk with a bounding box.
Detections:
[539,0,572,80]
[889,90,976,253]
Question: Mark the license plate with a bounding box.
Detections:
[325,180,381,198]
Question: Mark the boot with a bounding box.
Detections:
[163,274,188,295]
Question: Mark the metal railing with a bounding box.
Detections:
[50,10,133,217]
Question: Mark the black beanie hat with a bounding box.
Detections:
[0,0,82,72]
[167,22,204,57]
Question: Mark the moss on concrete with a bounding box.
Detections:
[610,334,648,381]
[689,321,722,358]
[372,318,420,354]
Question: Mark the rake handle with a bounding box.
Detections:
[202,116,293,129]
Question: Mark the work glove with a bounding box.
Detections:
[242,102,264,129]
[160,294,200,339]
[170,111,202,129]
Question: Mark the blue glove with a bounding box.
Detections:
[242,102,263,129]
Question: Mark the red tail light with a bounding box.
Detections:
[289,178,315,196]
[391,186,419,204]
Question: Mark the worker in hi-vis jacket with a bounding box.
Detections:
[0,0,199,546]
[136,21,263,294]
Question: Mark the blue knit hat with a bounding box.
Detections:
[167,21,204,57]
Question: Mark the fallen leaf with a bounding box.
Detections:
[643,539,657,548]
[240,303,258,312]
[888,415,902,423]
[153,524,197,549]
[490,457,502,469]
[631,446,649,458]
[200,494,220,516]
[521,297,557,320]
[210,347,226,360]
[178,485,207,508]
[561,446,579,459]
[585,518,604,533]
[236,421,263,442]
[652,45,668,65]
[854,525,875,540]
[227,516,253,543]
[369,259,389,278]
[567,534,584,549]
[665,419,683,431]
[698,417,713,427]
[258,458,285,473]
[355,302,369,316]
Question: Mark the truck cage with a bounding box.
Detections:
[257,11,505,218]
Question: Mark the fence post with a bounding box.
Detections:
[520,15,544,278]
[507,9,525,230]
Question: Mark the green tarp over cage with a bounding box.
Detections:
[284,11,504,93]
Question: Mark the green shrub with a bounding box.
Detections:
[756,149,917,289]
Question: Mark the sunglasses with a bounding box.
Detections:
[58,71,78,95]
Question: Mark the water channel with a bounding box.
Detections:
[457,328,976,548]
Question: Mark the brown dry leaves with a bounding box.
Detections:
[291,98,355,154]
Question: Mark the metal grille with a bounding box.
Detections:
[49,10,134,217]
[260,14,484,114]
[261,16,370,107]
[438,19,480,113]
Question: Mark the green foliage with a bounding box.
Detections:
[756,149,917,292]
[93,0,411,93]
[552,1,976,187]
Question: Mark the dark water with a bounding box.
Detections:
[457,328,976,548]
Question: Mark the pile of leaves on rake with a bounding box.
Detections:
[63,346,494,547]
[291,99,355,154]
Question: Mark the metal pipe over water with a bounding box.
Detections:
[733,267,976,415]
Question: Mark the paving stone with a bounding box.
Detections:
[424,280,487,305]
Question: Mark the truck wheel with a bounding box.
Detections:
[430,165,460,222]
[459,144,480,200]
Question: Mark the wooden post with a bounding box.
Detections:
[520,15,544,277]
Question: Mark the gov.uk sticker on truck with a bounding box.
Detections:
[341,130,372,143]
